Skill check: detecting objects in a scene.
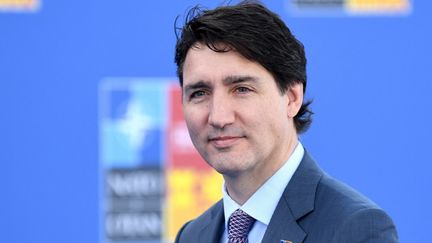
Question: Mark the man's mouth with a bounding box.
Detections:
[208,136,243,148]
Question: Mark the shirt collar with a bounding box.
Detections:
[222,142,304,227]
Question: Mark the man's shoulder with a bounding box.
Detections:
[175,199,223,242]
[290,151,398,241]
[317,174,380,212]
[298,151,384,214]
[304,173,399,242]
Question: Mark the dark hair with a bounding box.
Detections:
[174,0,313,133]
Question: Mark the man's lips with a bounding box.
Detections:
[208,136,243,148]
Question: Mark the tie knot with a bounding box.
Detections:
[228,209,256,242]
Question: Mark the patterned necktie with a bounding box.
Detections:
[228,209,256,243]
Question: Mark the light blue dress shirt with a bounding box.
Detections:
[220,142,304,243]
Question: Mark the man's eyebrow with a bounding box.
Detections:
[222,75,259,85]
[183,80,211,93]
[183,76,258,93]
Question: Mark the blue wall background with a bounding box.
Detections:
[1,0,431,242]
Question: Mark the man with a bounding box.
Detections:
[174,1,399,242]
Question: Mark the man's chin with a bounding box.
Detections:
[204,152,251,175]
[209,163,246,177]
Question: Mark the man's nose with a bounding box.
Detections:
[208,93,235,129]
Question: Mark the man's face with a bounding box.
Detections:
[182,43,298,179]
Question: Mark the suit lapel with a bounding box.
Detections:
[198,200,225,243]
[262,151,323,243]
[261,196,306,243]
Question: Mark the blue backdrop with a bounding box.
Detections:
[1,0,431,242]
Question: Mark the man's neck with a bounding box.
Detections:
[223,138,299,205]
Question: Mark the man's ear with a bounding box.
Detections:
[286,82,304,118]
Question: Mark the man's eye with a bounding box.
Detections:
[190,90,206,99]
[236,87,251,93]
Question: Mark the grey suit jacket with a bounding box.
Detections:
[175,151,399,243]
